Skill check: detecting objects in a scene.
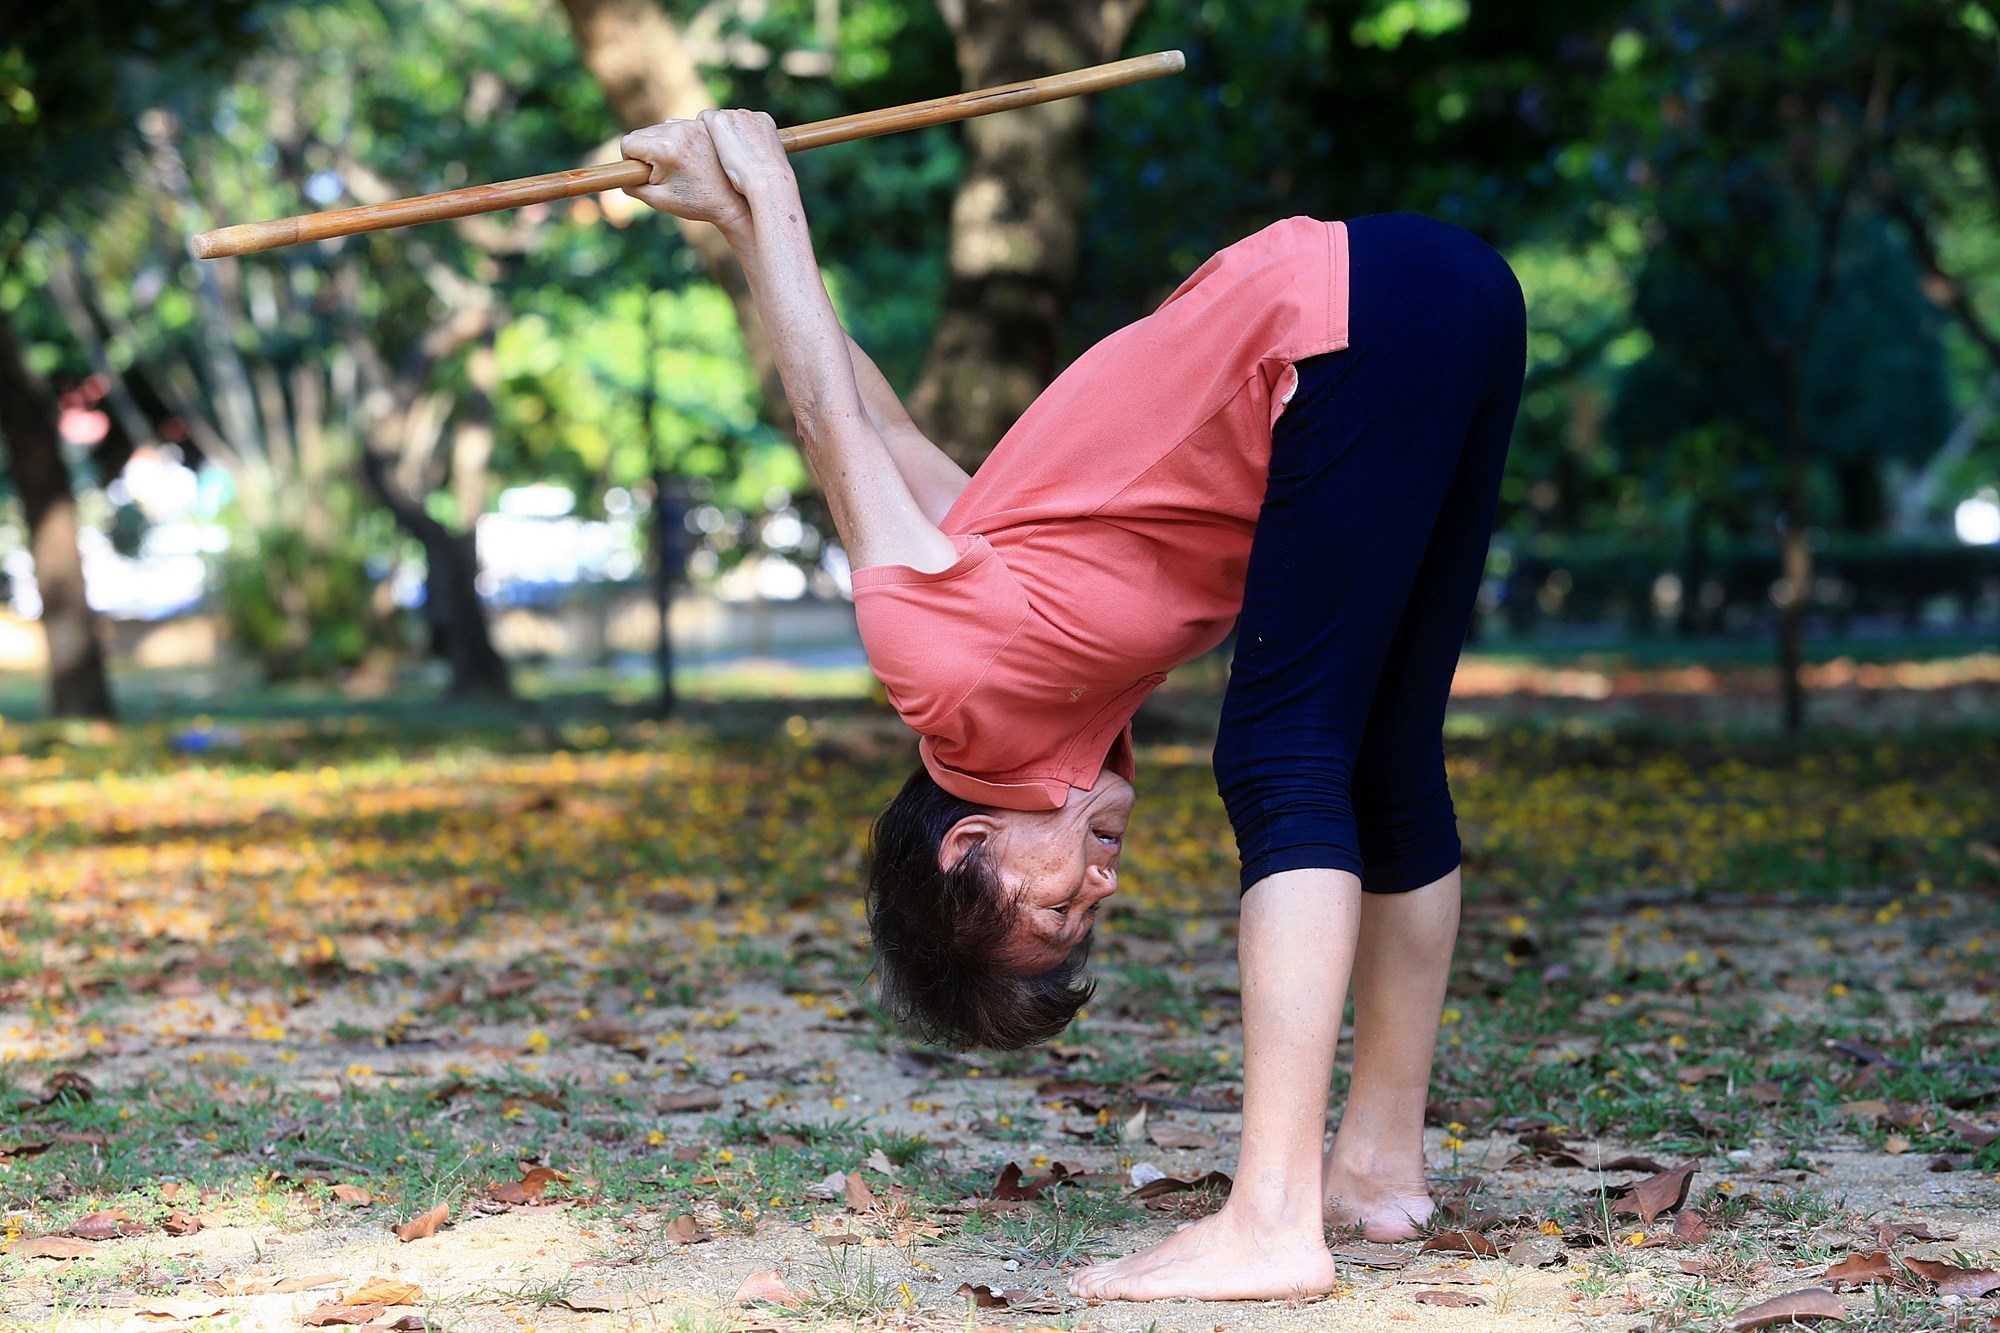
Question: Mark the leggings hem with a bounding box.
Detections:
[1237,840,1463,897]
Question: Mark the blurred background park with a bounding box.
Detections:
[4,4,2000,1323]
[1,0,1997,734]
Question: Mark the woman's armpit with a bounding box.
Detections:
[852,542,1031,735]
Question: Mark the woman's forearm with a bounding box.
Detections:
[720,185,959,571]
[844,334,971,525]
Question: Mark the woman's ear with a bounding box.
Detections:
[938,812,1002,874]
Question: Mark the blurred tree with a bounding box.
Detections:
[1598,0,1940,733]
[1865,0,2000,531]
[556,0,798,439]
[1613,214,1953,523]
[88,0,640,695]
[0,0,265,717]
[0,309,113,716]
[899,0,1149,466]
[556,0,1153,467]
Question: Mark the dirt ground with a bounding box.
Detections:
[7,895,1998,1333]
[4,691,1998,1331]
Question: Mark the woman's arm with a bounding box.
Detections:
[620,112,963,567]
[843,333,971,526]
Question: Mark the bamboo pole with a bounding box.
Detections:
[192,50,1184,259]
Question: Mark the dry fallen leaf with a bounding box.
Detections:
[130,1297,227,1321]
[221,1273,343,1296]
[302,1302,387,1326]
[393,1201,449,1242]
[330,1183,373,1205]
[1609,1159,1698,1223]
[844,1171,877,1211]
[67,1208,144,1240]
[574,1020,649,1058]
[733,1268,800,1306]
[656,1088,722,1113]
[1902,1258,2000,1298]
[1823,1250,1895,1288]
[1947,1117,1999,1149]
[1329,1244,1413,1269]
[1875,1221,1956,1247]
[1414,1290,1487,1307]
[1425,1097,1495,1125]
[12,1236,96,1259]
[665,1213,711,1245]
[958,1283,1009,1308]
[489,1165,567,1205]
[343,1277,424,1306]
[1505,1237,1565,1267]
[562,1289,658,1313]
[1122,1104,1148,1143]
[1129,1170,1233,1202]
[1418,1230,1499,1258]
[1724,1287,1846,1330]
[1671,1209,1712,1245]
[1147,1122,1220,1151]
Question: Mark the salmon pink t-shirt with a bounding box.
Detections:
[852,217,1351,809]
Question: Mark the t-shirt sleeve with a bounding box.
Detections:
[850,534,1030,738]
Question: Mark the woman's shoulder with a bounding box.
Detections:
[1162,216,1340,306]
[851,535,1032,734]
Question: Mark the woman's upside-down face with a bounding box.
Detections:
[935,767,1135,977]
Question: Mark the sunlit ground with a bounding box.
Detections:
[1,662,1996,1329]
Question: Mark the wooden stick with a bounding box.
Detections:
[191,50,1184,259]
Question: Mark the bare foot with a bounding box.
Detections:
[1068,1206,1339,1302]
[1321,1166,1434,1243]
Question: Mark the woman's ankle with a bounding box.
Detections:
[1323,1144,1430,1192]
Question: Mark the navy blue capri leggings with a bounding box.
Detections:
[1213,213,1527,895]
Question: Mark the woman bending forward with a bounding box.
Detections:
[622,110,1526,1303]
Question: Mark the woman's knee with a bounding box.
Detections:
[1354,783,1461,894]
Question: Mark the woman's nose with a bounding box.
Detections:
[1083,863,1120,902]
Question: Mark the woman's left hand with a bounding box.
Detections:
[619,118,751,231]
[697,108,797,204]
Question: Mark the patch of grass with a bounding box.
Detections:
[789,1244,921,1320]
[484,1265,585,1309]
[964,1190,1120,1269]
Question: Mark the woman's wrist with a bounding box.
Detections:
[737,167,803,217]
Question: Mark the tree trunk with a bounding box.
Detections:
[359,445,512,700]
[1773,356,1810,737]
[556,0,795,438]
[1677,498,1708,638]
[906,0,1148,467]
[651,468,686,719]
[0,307,116,719]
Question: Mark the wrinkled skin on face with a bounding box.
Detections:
[935,768,1135,975]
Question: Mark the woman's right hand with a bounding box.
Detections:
[619,119,751,232]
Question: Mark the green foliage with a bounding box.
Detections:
[1613,213,1955,532]
[216,510,401,679]
[0,0,266,240]
[8,0,1998,657]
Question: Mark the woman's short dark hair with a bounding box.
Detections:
[865,765,1093,1050]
